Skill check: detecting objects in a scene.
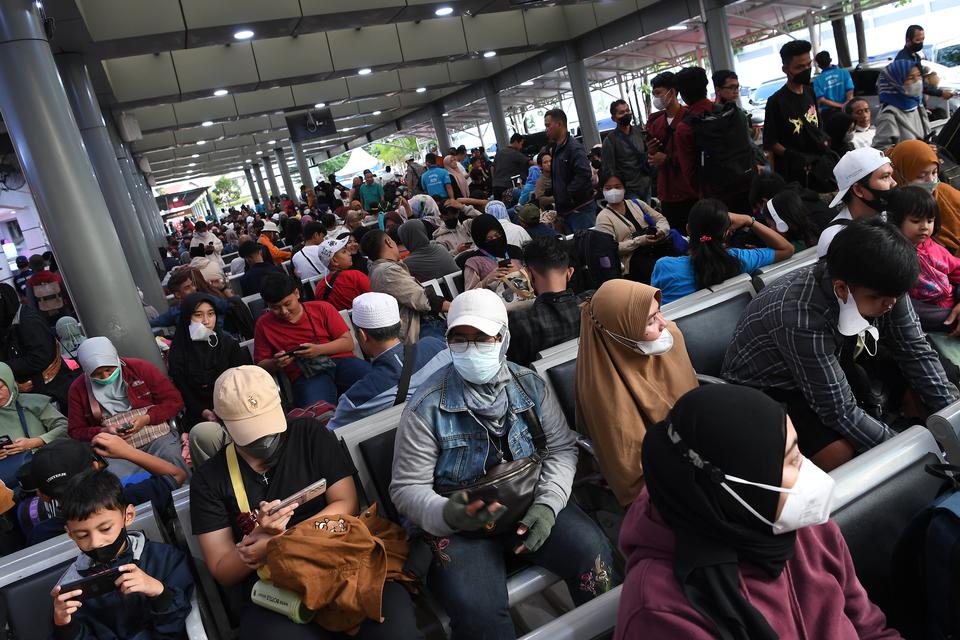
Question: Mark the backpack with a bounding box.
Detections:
[32,280,64,315]
[565,229,621,293]
[684,103,757,196]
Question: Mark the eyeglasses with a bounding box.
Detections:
[721,84,741,92]
[448,334,500,353]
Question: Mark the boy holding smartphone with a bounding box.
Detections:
[51,470,194,639]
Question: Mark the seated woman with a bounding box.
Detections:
[576,280,698,505]
[873,60,929,149]
[168,293,251,466]
[761,190,821,252]
[485,200,531,248]
[463,214,524,294]
[595,173,675,284]
[615,384,900,640]
[397,220,459,283]
[67,337,187,474]
[652,199,794,304]
[390,289,617,640]
[0,284,76,412]
[887,138,960,253]
[0,361,68,487]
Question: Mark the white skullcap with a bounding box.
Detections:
[351,292,401,330]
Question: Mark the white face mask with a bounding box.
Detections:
[905,80,923,97]
[601,324,674,356]
[652,95,667,111]
[450,342,503,384]
[603,188,626,204]
[188,320,216,344]
[721,457,836,535]
[834,287,880,355]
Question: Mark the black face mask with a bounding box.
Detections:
[481,234,509,258]
[443,218,459,229]
[617,113,633,127]
[859,184,896,212]
[792,68,812,85]
[909,41,924,53]
[238,433,285,468]
[83,526,128,565]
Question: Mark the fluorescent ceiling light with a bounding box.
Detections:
[234,29,254,40]
[245,159,252,163]
[197,140,206,145]
[256,150,263,155]
[521,80,534,86]
[191,153,199,158]
[267,139,276,145]
[372,110,382,115]
[188,162,196,167]
[666,25,687,31]
[201,120,214,127]
[358,68,372,75]
[483,51,496,58]
[435,6,454,16]
[416,87,427,93]
[442,112,449,116]
[213,89,228,96]
[314,102,326,108]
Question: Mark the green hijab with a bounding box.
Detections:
[0,362,65,441]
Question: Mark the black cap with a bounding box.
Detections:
[19,439,95,499]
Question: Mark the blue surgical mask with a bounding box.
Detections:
[92,367,121,386]
[450,342,503,384]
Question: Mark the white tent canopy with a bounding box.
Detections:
[335,148,381,180]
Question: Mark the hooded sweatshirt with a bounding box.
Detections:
[614,492,899,640]
[397,220,459,282]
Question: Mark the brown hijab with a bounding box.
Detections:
[575,280,698,505]
[887,139,960,253]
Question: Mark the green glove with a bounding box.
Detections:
[442,491,506,531]
[516,504,556,553]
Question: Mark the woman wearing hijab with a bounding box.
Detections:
[576,281,699,505]
[444,151,470,199]
[0,362,68,486]
[391,289,616,640]
[0,283,76,413]
[485,200,531,247]
[887,139,960,253]
[874,60,929,149]
[398,219,460,282]
[168,294,249,440]
[67,337,187,473]
[463,214,524,293]
[614,385,899,640]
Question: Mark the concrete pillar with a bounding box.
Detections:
[252,163,269,204]
[116,150,164,254]
[565,46,600,149]
[430,104,452,156]
[205,190,217,220]
[290,141,313,191]
[243,166,260,204]
[702,0,736,76]
[275,147,299,204]
[261,155,280,199]
[132,167,166,248]
[0,0,163,366]
[831,15,852,67]
[853,3,868,64]
[806,12,820,60]
[482,80,510,152]
[55,53,166,312]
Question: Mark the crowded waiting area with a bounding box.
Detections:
[3,0,960,637]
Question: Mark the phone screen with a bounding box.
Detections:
[267,478,327,516]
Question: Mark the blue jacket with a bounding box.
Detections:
[327,338,451,430]
[550,133,594,214]
[53,532,194,640]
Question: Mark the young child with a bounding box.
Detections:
[887,185,960,333]
[50,469,194,639]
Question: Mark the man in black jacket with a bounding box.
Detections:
[545,109,597,232]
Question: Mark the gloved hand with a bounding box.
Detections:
[442,491,505,532]
[514,504,556,554]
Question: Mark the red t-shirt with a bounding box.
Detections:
[314,270,371,312]
[253,301,352,381]
[26,271,63,287]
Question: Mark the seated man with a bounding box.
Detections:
[291,221,327,280]
[17,436,187,546]
[516,203,558,239]
[507,236,588,367]
[722,218,959,470]
[361,230,449,344]
[327,293,450,430]
[238,240,283,299]
[52,470,193,639]
[433,202,475,254]
[257,221,292,266]
[253,273,370,407]
[189,366,422,638]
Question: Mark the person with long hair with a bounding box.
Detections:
[761,190,821,251]
[652,199,793,304]
[887,138,960,253]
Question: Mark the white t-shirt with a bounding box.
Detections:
[816,208,852,258]
[292,245,328,280]
[850,126,876,150]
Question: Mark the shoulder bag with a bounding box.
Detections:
[84,374,169,450]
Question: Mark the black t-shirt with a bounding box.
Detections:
[763,85,826,157]
[189,419,356,542]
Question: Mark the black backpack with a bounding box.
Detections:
[684,103,757,196]
[565,229,620,293]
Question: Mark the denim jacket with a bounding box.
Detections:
[390,362,578,537]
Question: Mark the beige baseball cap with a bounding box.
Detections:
[213,366,287,446]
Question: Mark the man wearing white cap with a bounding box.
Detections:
[327,293,449,430]
[390,289,615,638]
[816,147,897,257]
[188,365,423,636]
[257,220,292,266]
[313,237,370,311]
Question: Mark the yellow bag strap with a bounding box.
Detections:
[226,443,252,515]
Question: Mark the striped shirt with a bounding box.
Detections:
[721,264,958,451]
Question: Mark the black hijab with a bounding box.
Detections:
[470,214,510,259]
[168,293,229,388]
[0,284,20,329]
[642,384,795,640]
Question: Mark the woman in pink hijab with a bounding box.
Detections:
[444,147,470,198]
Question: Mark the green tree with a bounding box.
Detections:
[315,154,350,179]
[211,176,241,206]
[366,136,435,168]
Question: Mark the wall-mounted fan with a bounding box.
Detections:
[0,153,26,192]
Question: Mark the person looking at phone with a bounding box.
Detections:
[463,214,524,294]
[67,337,187,474]
[0,361,67,487]
[190,366,423,638]
[596,173,673,284]
[390,289,616,640]
[253,274,370,408]
[51,469,194,639]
